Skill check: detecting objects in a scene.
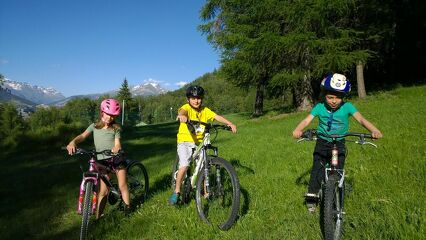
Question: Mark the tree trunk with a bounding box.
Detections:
[294,74,313,111]
[356,61,367,98]
[252,80,265,117]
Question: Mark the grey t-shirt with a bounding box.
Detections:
[86,123,121,160]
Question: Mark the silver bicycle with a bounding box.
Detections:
[171,120,240,230]
[298,129,377,240]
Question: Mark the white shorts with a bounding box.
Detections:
[177,142,197,167]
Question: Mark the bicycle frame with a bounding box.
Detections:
[298,129,378,239]
[189,131,219,188]
[324,138,345,190]
[298,130,377,188]
[75,150,122,215]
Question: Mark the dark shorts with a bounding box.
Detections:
[97,156,127,173]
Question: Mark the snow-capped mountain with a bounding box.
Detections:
[2,78,65,104]
[1,78,168,106]
[50,82,168,106]
[130,82,168,96]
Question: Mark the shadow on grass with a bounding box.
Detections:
[148,173,172,197]
[229,159,255,175]
[239,187,250,219]
[228,159,253,222]
[295,168,311,187]
[124,122,177,139]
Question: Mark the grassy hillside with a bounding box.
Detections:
[1,85,425,239]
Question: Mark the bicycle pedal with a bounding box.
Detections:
[110,189,120,197]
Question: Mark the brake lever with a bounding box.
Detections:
[297,136,317,143]
[355,140,377,148]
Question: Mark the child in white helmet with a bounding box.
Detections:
[292,74,382,212]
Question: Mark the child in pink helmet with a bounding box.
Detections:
[66,98,130,218]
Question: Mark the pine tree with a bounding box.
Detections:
[116,78,133,123]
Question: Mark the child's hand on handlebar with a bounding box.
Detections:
[292,129,303,139]
[371,130,383,139]
[227,123,237,133]
[66,143,77,155]
[176,114,188,123]
[111,146,121,154]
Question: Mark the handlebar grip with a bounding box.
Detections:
[301,129,316,139]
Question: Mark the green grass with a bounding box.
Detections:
[1,85,425,239]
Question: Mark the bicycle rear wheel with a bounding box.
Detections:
[127,161,149,206]
[323,174,344,240]
[80,181,94,240]
[195,157,240,230]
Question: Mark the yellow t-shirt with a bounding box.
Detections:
[177,103,216,144]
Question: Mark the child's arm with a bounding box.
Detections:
[292,114,315,138]
[112,137,122,153]
[352,112,383,139]
[66,130,91,155]
[176,109,188,123]
[214,115,237,133]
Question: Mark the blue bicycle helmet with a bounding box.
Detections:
[321,73,351,94]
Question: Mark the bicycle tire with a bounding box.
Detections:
[195,157,240,230]
[181,177,192,204]
[323,174,343,240]
[80,180,94,240]
[127,161,149,206]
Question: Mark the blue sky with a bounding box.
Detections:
[0,0,220,97]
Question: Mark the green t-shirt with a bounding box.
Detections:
[86,123,121,160]
[310,102,358,141]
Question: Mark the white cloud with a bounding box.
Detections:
[143,78,162,84]
[0,59,9,65]
[176,81,188,88]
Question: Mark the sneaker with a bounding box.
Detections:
[306,203,316,213]
[123,204,131,216]
[168,192,180,205]
[304,192,319,213]
[305,192,319,199]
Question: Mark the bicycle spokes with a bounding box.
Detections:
[196,158,240,231]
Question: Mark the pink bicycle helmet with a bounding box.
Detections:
[100,99,121,116]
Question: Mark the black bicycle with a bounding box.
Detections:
[298,129,377,240]
[63,148,149,240]
[171,120,240,230]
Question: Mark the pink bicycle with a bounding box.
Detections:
[63,148,149,240]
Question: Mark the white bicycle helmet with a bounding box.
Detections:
[320,73,351,94]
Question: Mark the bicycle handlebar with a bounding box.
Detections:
[61,147,124,158]
[297,129,378,147]
[186,120,232,133]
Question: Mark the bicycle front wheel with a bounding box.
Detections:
[195,157,240,230]
[80,181,94,240]
[127,161,149,206]
[323,174,344,240]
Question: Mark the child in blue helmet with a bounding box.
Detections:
[168,85,237,205]
[292,73,382,212]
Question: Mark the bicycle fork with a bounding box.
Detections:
[77,174,99,215]
[202,146,220,198]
